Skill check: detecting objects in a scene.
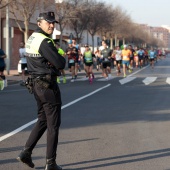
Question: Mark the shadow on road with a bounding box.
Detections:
[61,148,170,169]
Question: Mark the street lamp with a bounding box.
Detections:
[86,0,89,45]
[6,0,10,75]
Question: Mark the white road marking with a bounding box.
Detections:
[59,76,72,80]
[0,89,27,93]
[0,84,111,142]
[119,77,136,85]
[127,65,149,77]
[97,76,115,81]
[142,77,157,85]
[75,77,89,81]
[166,77,170,85]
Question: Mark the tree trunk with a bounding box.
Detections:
[24,20,29,43]
[91,34,94,53]
[59,25,63,46]
[114,34,117,47]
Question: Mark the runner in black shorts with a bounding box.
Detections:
[100,41,112,80]
[66,43,77,82]
[128,45,134,72]
[83,45,94,84]
[72,39,80,79]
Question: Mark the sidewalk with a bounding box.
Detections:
[4,70,23,85]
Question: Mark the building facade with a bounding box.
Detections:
[139,24,169,49]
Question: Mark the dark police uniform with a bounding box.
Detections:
[17,12,65,170]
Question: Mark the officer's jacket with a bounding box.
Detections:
[25,28,66,76]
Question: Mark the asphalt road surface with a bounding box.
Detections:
[1,56,170,170]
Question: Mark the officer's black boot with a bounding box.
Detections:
[45,158,62,170]
[16,148,34,168]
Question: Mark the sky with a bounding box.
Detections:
[103,0,170,27]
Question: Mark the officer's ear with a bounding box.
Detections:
[37,22,41,27]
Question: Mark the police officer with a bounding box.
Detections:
[16,12,65,170]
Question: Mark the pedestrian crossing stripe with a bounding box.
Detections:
[59,76,72,80]
[75,77,89,81]
[166,78,170,85]
[119,77,136,85]
[142,77,157,85]
[61,76,170,86]
[97,76,115,81]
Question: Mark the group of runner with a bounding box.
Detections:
[57,39,166,83]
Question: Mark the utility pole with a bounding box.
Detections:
[86,0,89,45]
[6,0,10,75]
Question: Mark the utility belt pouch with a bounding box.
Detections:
[35,78,50,89]
[25,77,33,94]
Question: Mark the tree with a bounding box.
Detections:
[0,0,12,9]
[10,0,40,43]
[44,0,78,46]
[87,1,112,51]
[68,0,90,43]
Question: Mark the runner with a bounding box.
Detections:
[148,47,156,69]
[112,46,122,76]
[66,43,77,82]
[144,48,149,66]
[128,45,135,72]
[99,40,106,77]
[100,41,112,80]
[133,46,139,68]
[121,45,132,77]
[0,48,6,90]
[83,45,94,84]
[138,47,145,68]
[72,39,80,79]
[95,47,102,71]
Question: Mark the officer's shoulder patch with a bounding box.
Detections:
[47,40,51,43]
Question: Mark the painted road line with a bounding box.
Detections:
[97,76,115,81]
[59,76,72,80]
[166,77,170,85]
[127,65,149,77]
[75,77,89,81]
[0,84,111,142]
[119,77,136,85]
[142,77,157,85]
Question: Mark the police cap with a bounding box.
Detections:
[37,11,58,23]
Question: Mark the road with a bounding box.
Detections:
[1,56,170,170]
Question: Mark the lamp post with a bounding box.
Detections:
[6,0,10,75]
[87,0,89,45]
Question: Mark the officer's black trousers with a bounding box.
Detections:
[25,81,61,159]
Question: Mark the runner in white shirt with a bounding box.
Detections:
[19,42,27,85]
[112,46,122,76]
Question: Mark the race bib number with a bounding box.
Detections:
[123,56,128,60]
[69,59,74,63]
[104,58,109,61]
[86,58,91,61]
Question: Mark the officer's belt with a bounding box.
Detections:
[31,74,56,81]
[26,53,42,57]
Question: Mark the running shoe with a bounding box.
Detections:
[70,78,75,82]
[89,78,93,84]
[57,77,60,84]
[92,74,95,79]
[124,74,127,78]
[63,76,66,84]
[108,74,112,79]
[20,81,25,86]
[0,80,5,90]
